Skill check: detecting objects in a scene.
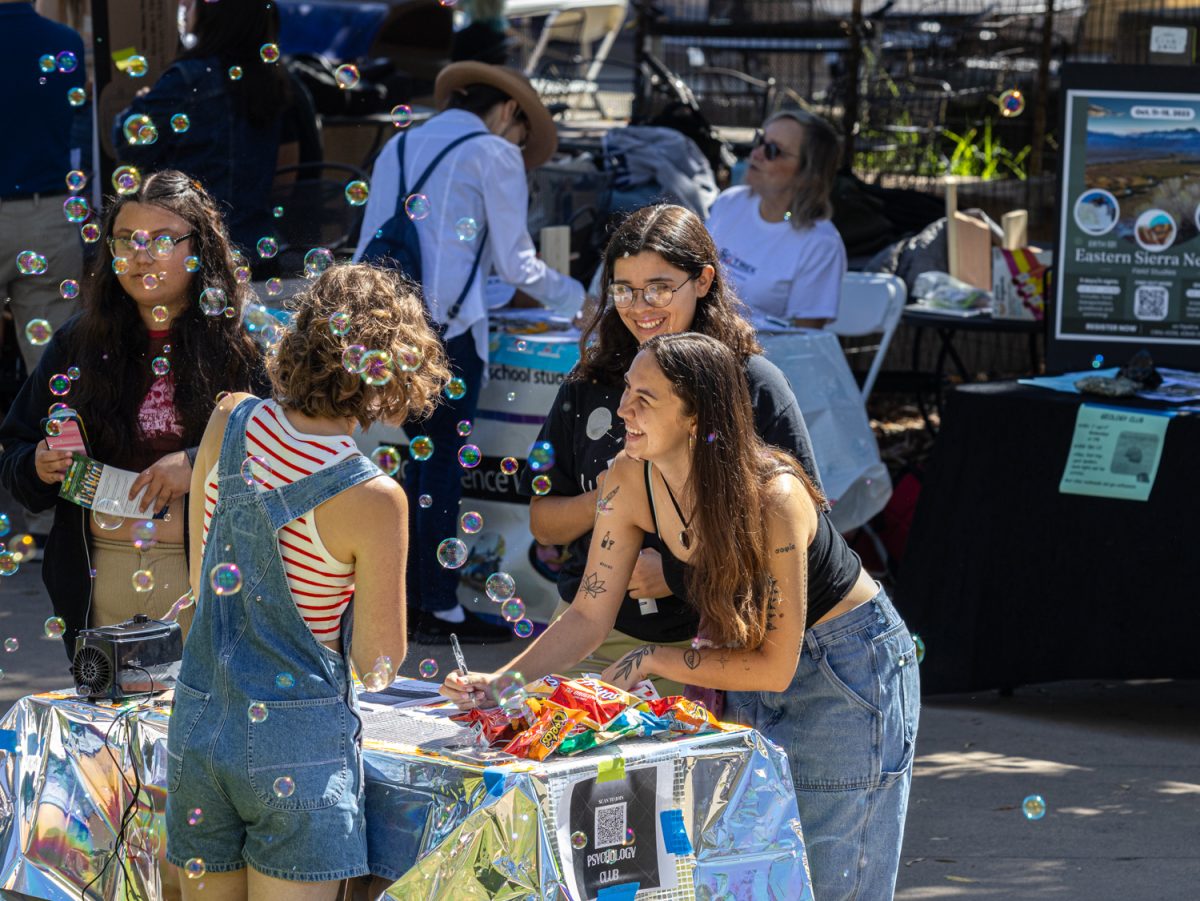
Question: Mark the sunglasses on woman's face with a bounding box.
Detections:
[753,133,799,162]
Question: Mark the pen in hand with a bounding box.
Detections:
[449,633,469,677]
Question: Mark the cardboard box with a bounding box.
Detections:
[992,247,1052,320]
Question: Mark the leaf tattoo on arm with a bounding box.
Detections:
[613,645,656,682]
[581,572,607,598]
[683,648,701,670]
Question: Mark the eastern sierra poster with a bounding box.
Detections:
[1057,89,1200,347]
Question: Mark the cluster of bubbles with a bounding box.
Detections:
[123,113,158,146]
[361,654,394,692]
[16,251,48,276]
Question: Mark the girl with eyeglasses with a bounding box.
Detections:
[0,170,266,653]
[448,331,919,901]
[706,109,847,328]
[515,204,821,696]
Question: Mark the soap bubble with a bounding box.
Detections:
[266,277,283,296]
[0,554,16,577]
[199,287,227,316]
[67,366,80,380]
[57,50,79,72]
[418,658,439,678]
[38,54,56,73]
[4,638,18,653]
[44,421,62,441]
[1022,794,1046,820]
[404,193,430,221]
[486,572,516,603]
[81,222,101,243]
[490,671,528,712]
[454,217,480,242]
[329,311,351,336]
[131,569,155,593]
[187,808,204,826]
[171,113,190,133]
[92,498,124,530]
[244,303,272,332]
[362,670,386,692]
[409,436,434,461]
[911,633,926,664]
[44,617,66,639]
[273,776,295,798]
[371,445,401,476]
[164,590,196,622]
[531,475,552,496]
[341,344,366,373]
[259,43,280,63]
[456,420,473,437]
[457,445,481,469]
[623,828,636,845]
[500,598,526,622]
[304,247,334,277]
[500,457,519,475]
[123,113,155,145]
[0,513,8,537]
[184,255,200,272]
[210,562,243,595]
[184,857,205,879]
[25,320,53,345]
[570,831,587,850]
[513,619,534,638]
[334,64,359,89]
[133,520,158,550]
[112,165,142,195]
[8,535,35,563]
[151,356,171,377]
[506,391,517,402]
[67,86,87,107]
[247,702,267,723]
[418,494,432,508]
[227,65,243,81]
[396,345,423,371]
[65,170,87,192]
[275,672,295,689]
[152,304,168,322]
[460,511,483,534]
[63,196,89,223]
[256,236,278,259]
[527,441,555,472]
[234,265,251,284]
[444,377,467,400]
[391,104,413,127]
[16,251,47,275]
[111,257,130,276]
[359,349,393,386]
[1092,354,1104,369]
[126,55,149,77]
[273,205,285,219]
[48,373,71,396]
[344,180,370,206]
[998,88,1026,118]
[436,538,468,569]
[60,279,80,299]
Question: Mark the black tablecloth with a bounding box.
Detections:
[894,381,1200,694]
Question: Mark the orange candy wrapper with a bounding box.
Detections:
[502,700,586,760]
[642,696,738,734]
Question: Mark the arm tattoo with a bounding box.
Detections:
[774,543,797,555]
[683,648,701,670]
[581,572,607,598]
[613,645,657,682]
[600,531,614,549]
[766,577,783,632]
[597,484,620,513]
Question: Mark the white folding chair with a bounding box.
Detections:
[524,1,628,118]
[827,271,907,403]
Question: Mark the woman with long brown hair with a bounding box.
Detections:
[447,332,919,901]
[518,203,821,694]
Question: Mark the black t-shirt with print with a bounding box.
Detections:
[517,353,823,643]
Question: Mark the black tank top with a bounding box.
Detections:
[644,462,860,628]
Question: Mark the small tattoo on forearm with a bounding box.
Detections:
[613,645,656,681]
[597,485,620,513]
[600,531,614,549]
[581,573,607,598]
[683,648,701,670]
[599,561,614,570]
[774,543,796,555]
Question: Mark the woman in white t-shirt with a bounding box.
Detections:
[706,110,846,327]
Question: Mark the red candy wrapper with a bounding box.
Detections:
[451,706,519,746]
[642,696,734,733]
[503,700,586,760]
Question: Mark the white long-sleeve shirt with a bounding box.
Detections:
[354,109,584,363]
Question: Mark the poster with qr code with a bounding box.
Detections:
[557,761,676,899]
[1051,67,1200,371]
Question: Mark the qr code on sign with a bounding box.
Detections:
[594,801,627,849]
[1134,285,1169,321]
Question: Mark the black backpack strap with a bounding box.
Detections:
[444,223,490,324]
[410,131,488,195]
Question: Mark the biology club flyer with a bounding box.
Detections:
[1057,85,1200,348]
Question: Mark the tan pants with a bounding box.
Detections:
[90,536,193,637]
[550,601,695,697]
[0,192,82,371]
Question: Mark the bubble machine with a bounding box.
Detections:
[70,615,182,701]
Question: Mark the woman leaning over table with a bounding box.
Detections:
[517,203,822,696]
[449,331,919,901]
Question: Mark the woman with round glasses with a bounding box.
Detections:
[0,170,265,653]
[706,109,846,328]
[517,204,821,694]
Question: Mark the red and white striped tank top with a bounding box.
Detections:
[202,400,360,641]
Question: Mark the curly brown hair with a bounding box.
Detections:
[576,204,761,385]
[269,265,450,429]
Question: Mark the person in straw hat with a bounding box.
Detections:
[355,63,585,646]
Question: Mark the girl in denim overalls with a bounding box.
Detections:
[165,264,449,900]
